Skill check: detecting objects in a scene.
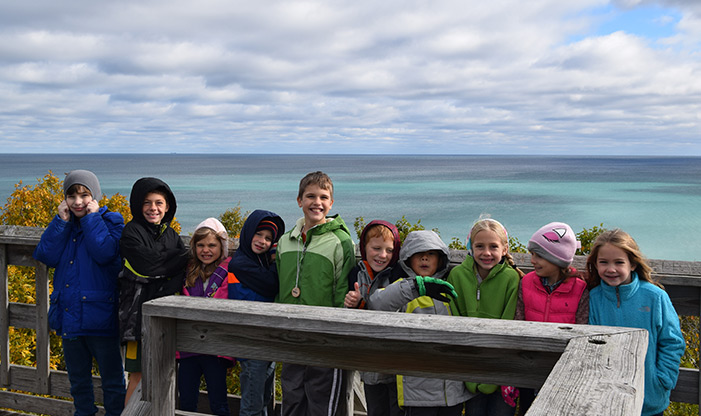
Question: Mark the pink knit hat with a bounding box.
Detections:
[527,222,580,268]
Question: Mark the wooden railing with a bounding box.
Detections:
[0,225,698,415]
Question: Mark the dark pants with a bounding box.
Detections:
[465,392,515,416]
[178,355,231,416]
[404,403,463,416]
[281,363,347,416]
[516,388,535,416]
[62,335,126,416]
[364,382,402,416]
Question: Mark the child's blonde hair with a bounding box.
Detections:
[467,216,524,278]
[185,226,227,287]
[585,228,660,289]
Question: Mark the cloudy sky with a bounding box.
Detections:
[1,0,700,155]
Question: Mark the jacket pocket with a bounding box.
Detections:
[48,291,62,332]
[80,290,117,331]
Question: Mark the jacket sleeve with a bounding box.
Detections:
[80,210,124,266]
[333,236,356,307]
[575,287,590,325]
[654,292,686,390]
[33,215,71,267]
[368,278,417,312]
[120,226,189,277]
[514,280,525,320]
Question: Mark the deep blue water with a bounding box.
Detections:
[1,154,700,261]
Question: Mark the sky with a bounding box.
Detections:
[0,0,700,155]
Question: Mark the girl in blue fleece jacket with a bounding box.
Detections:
[587,229,685,416]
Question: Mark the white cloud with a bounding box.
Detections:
[0,0,699,154]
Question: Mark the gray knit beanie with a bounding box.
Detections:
[63,170,101,201]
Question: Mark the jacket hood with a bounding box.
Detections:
[238,209,285,260]
[228,209,284,299]
[194,217,229,259]
[359,220,402,266]
[398,230,450,279]
[129,177,177,226]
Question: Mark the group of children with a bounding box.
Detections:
[33,169,685,416]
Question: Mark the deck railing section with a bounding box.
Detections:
[0,225,698,415]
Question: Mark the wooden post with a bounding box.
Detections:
[34,262,50,395]
[527,332,647,415]
[0,244,9,387]
[142,312,177,415]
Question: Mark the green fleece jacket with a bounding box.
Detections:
[447,255,520,394]
[276,215,355,307]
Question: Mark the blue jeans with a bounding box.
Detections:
[62,335,125,416]
[178,355,231,416]
[240,359,276,416]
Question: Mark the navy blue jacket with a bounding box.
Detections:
[34,207,124,338]
[228,209,284,302]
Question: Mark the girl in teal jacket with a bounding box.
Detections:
[587,229,685,416]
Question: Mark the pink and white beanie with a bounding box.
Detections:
[527,222,580,268]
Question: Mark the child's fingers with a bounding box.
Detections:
[354,282,360,292]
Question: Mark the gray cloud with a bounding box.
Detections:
[0,0,699,154]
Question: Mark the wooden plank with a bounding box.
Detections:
[526,332,647,416]
[142,314,177,414]
[144,296,641,387]
[34,262,50,395]
[0,226,44,245]
[4,365,105,403]
[7,303,35,329]
[123,379,151,416]
[0,244,9,387]
[0,390,75,416]
[671,367,699,404]
[6,245,40,268]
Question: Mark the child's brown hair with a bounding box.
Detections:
[585,228,660,289]
[185,226,227,287]
[297,171,333,199]
[65,184,92,197]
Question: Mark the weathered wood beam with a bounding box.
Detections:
[143,296,647,415]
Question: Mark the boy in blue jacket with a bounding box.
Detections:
[34,170,126,416]
[227,209,285,416]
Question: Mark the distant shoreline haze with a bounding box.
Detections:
[1,154,700,261]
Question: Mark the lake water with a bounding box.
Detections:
[1,154,700,261]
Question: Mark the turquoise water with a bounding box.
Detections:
[1,154,700,261]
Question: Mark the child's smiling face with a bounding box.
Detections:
[66,189,93,218]
[142,191,169,224]
[252,229,273,255]
[297,184,333,229]
[595,243,635,287]
[530,252,560,283]
[365,236,394,273]
[409,250,440,277]
[471,229,507,277]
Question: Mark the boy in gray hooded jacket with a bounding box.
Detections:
[369,230,473,416]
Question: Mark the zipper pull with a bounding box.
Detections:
[477,289,480,301]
